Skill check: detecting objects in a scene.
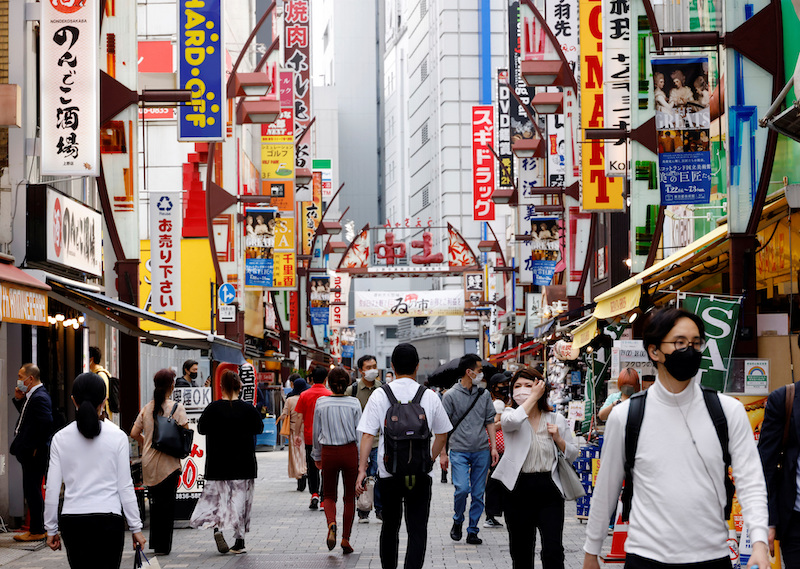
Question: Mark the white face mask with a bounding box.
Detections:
[17,379,28,393]
[469,369,484,382]
[513,386,532,406]
[363,369,380,381]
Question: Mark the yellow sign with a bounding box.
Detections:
[594,285,641,320]
[572,318,597,349]
[579,0,624,211]
[274,217,296,250]
[272,251,297,288]
[261,143,295,180]
[140,239,216,331]
[0,283,48,325]
[301,201,321,255]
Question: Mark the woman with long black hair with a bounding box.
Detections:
[131,368,189,556]
[491,367,578,569]
[44,373,145,568]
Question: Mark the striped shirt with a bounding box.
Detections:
[311,395,363,461]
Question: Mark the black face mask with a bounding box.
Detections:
[662,347,702,381]
[189,372,198,380]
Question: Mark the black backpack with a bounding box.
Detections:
[382,384,433,477]
[620,386,735,522]
[98,370,121,414]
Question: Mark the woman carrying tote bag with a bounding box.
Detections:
[131,368,189,557]
[491,367,579,569]
[277,377,309,490]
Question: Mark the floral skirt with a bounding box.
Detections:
[189,479,254,539]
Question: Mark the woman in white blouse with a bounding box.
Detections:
[491,368,578,569]
[45,373,145,568]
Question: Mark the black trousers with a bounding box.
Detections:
[148,469,180,554]
[485,463,504,518]
[305,444,321,496]
[60,513,125,569]
[625,554,731,569]
[782,510,800,569]
[505,472,565,569]
[19,454,48,534]
[378,475,432,569]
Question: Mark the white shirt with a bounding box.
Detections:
[584,379,768,563]
[15,383,43,436]
[357,377,452,478]
[44,420,143,535]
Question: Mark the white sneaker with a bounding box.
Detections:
[358,516,369,524]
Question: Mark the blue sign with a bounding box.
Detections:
[218,283,236,305]
[531,260,557,286]
[658,151,711,205]
[245,258,274,287]
[178,0,224,141]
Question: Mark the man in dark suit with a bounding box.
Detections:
[758,380,799,569]
[10,363,53,542]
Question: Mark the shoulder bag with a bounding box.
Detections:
[152,403,193,459]
[551,415,585,500]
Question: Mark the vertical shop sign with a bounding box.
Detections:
[41,0,99,175]
[329,270,351,328]
[653,57,712,205]
[149,192,183,312]
[284,0,311,170]
[313,159,333,201]
[497,70,513,189]
[680,295,741,392]
[177,0,224,141]
[508,0,534,184]
[602,0,631,177]
[580,0,625,211]
[472,105,496,221]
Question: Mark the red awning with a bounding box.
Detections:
[488,340,543,364]
[0,263,50,291]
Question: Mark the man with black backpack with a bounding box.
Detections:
[583,307,769,569]
[356,343,451,569]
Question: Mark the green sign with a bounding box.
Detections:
[681,296,741,392]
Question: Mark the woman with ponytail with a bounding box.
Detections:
[44,373,145,568]
[131,368,189,556]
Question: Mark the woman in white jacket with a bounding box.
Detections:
[491,368,578,569]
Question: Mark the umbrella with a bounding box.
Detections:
[427,358,503,389]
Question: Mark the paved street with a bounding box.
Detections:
[0,449,594,569]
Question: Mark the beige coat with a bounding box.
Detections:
[278,395,307,479]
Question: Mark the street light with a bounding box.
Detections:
[236,99,281,124]
[512,137,545,159]
[227,72,273,98]
[295,167,314,186]
[531,92,564,114]
[521,60,569,88]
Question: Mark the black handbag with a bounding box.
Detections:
[152,403,193,459]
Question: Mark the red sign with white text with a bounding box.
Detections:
[471,105,495,221]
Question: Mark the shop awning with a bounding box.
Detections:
[48,281,243,353]
[487,340,543,364]
[0,263,51,291]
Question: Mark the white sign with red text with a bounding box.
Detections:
[328,270,351,328]
[471,106,495,221]
[149,192,182,312]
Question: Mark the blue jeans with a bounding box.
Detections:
[450,449,491,535]
[359,446,382,515]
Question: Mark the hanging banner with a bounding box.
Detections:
[680,295,741,392]
[300,200,320,256]
[244,208,295,288]
[310,275,330,326]
[149,192,183,312]
[653,57,712,205]
[602,0,631,178]
[262,70,294,143]
[497,70,513,189]
[355,291,465,318]
[41,0,99,175]
[329,270,351,328]
[530,217,561,286]
[178,0,224,141]
[341,327,356,359]
[471,105,496,221]
[284,0,311,170]
[579,0,625,211]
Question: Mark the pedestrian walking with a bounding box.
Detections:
[311,367,363,554]
[131,368,189,556]
[277,377,309,491]
[345,354,383,522]
[492,368,578,569]
[88,346,115,420]
[356,343,452,569]
[484,372,510,528]
[758,377,799,568]
[440,354,499,545]
[190,370,264,554]
[10,363,53,542]
[582,307,769,569]
[295,366,333,509]
[597,367,640,422]
[44,373,146,568]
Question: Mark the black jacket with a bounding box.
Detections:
[198,399,264,480]
[758,381,800,539]
[10,385,54,461]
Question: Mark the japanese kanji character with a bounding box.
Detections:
[411,232,444,264]
[375,232,406,265]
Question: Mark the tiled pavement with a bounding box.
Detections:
[0,450,596,568]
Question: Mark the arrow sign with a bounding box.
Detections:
[218,283,236,305]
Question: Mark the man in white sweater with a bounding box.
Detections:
[583,307,769,569]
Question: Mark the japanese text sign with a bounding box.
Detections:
[285,0,311,169]
[471,105,496,221]
[41,0,99,175]
[149,192,183,312]
[178,0,224,141]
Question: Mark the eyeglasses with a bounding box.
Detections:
[660,338,707,352]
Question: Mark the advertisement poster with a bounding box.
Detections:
[149,192,183,312]
[244,209,295,288]
[261,143,295,181]
[178,0,223,141]
[471,105,496,221]
[341,327,355,359]
[309,275,330,326]
[680,295,740,392]
[41,0,99,175]
[653,57,712,205]
[355,291,465,318]
[530,217,561,286]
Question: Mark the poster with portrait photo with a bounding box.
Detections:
[244,207,278,286]
[530,217,561,286]
[309,275,330,326]
[652,57,712,205]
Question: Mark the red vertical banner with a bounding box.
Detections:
[471,105,495,221]
[289,291,300,336]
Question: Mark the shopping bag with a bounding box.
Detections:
[279,416,291,437]
[356,476,374,511]
[134,546,162,569]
